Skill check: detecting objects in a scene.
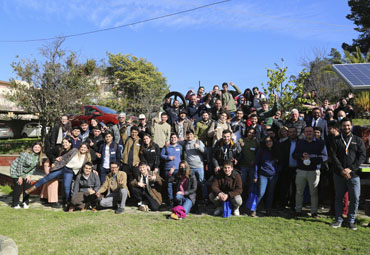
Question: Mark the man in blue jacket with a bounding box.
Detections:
[293,126,327,218]
[161,133,183,206]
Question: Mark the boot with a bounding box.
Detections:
[25,186,36,195]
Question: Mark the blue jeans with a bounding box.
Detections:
[191,167,208,200]
[35,167,74,201]
[175,194,193,215]
[256,174,278,210]
[333,174,360,223]
[165,169,178,201]
[240,166,254,192]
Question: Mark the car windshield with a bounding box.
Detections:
[95,106,117,114]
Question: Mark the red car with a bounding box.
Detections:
[70,105,119,128]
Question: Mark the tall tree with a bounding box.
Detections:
[301,48,349,104]
[342,0,370,53]
[8,38,99,137]
[105,53,169,118]
[261,62,309,115]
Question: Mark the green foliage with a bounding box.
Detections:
[105,53,169,117]
[342,0,370,53]
[302,50,350,104]
[7,39,99,135]
[354,91,370,111]
[0,185,12,195]
[262,62,309,115]
[0,138,41,154]
[344,46,370,63]
[353,118,370,126]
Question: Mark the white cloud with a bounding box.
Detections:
[2,0,355,41]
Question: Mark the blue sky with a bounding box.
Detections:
[0,0,358,93]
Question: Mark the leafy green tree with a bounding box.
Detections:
[344,46,370,63]
[301,49,350,104]
[105,53,169,117]
[342,0,370,53]
[8,38,99,137]
[261,62,310,115]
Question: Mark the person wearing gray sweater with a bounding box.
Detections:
[181,130,208,201]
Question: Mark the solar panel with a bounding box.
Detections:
[332,63,370,90]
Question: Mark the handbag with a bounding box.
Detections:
[246,183,258,211]
[223,200,232,218]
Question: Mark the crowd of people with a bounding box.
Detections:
[9,82,367,229]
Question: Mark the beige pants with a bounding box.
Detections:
[295,169,320,213]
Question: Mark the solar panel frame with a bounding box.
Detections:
[332,63,370,90]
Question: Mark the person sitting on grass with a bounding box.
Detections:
[170,160,197,216]
[209,160,243,216]
[69,162,101,212]
[10,142,43,209]
[96,162,129,214]
[130,162,163,212]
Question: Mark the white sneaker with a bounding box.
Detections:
[138,201,143,206]
[233,208,240,216]
[213,207,222,216]
[13,205,21,209]
[22,203,29,209]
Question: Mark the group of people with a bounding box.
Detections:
[10,82,367,229]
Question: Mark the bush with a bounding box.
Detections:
[0,138,41,154]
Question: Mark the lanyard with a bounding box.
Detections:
[341,134,353,155]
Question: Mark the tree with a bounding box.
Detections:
[301,48,350,104]
[261,62,310,115]
[8,38,99,137]
[105,53,169,118]
[344,46,370,63]
[342,0,370,53]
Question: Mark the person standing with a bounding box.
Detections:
[221,82,241,118]
[330,118,366,230]
[293,126,327,218]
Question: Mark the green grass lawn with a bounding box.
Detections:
[0,206,369,255]
[353,119,370,126]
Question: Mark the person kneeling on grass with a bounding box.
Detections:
[170,160,197,216]
[209,160,243,216]
[130,162,163,212]
[69,162,101,212]
[10,142,43,209]
[96,162,129,214]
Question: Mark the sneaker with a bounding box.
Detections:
[348,222,357,231]
[22,203,29,209]
[115,208,124,214]
[139,205,147,212]
[331,221,342,228]
[91,207,98,213]
[13,204,21,209]
[213,207,222,216]
[311,213,319,219]
[50,202,62,208]
[295,211,303,218]
[80,206,86,212]
[250,210,256,217]
[233,208,240,216]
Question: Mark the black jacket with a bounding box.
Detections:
[170,172,198,205]
[212,139,242,168]
[139,143,161,170]
[329,133,366,177]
